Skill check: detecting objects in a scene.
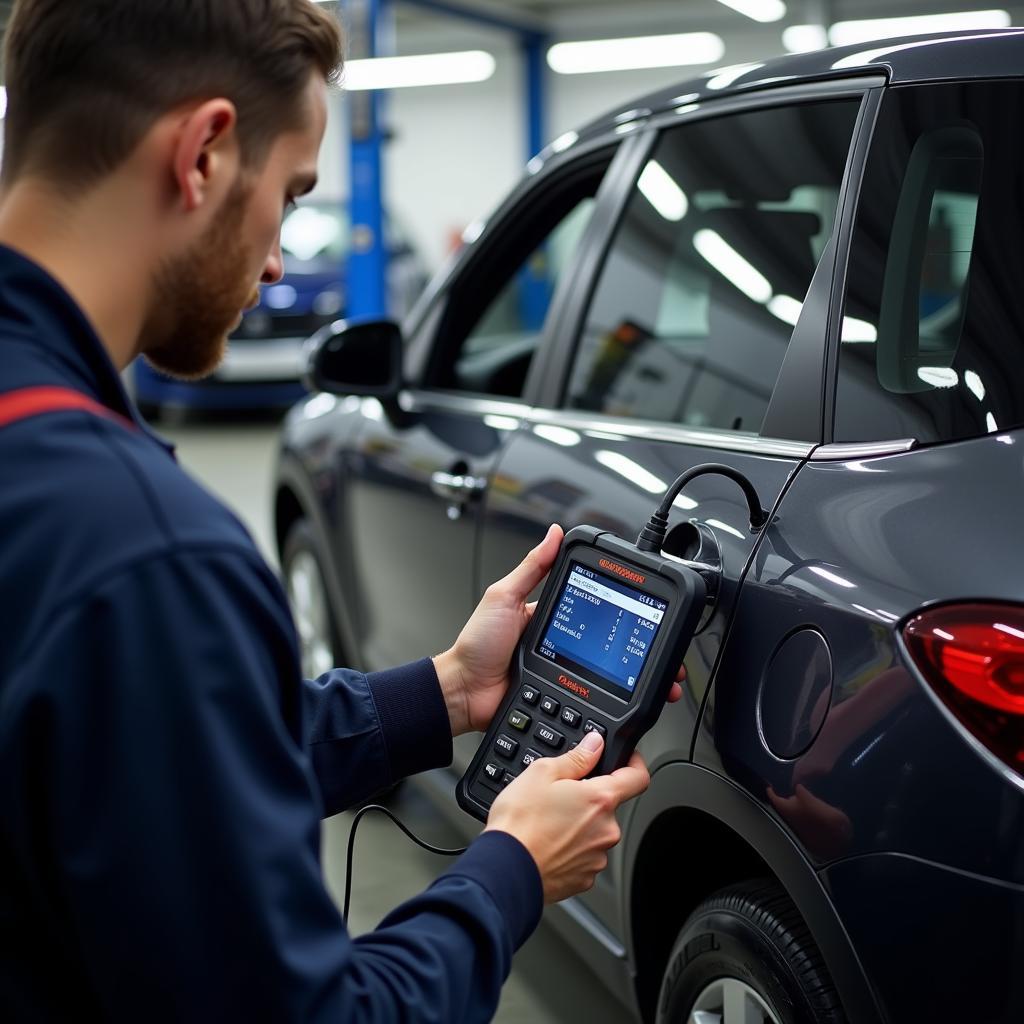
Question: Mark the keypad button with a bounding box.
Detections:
[536,724,565,750]
[502,771,516,788]
[481,762,503,789]
[508,709,531,732]
[495,733,520,759]
[520,685,540,705]
[540,695,560,716]
[560,706,582,728]
[583,720,607,739]
[521,748,543,770]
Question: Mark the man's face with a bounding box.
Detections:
[143,75,327,380]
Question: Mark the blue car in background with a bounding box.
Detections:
[135,199,426,416]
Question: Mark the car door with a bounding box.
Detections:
[476,83,877,938]
[340,141,623,671]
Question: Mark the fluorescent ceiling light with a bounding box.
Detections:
[767,294,803,325]
[714,0,786,24]
[638,161,688,222]
[829,11,1010,47]
[547,33,724,75]
[0,87,7,119]
[917,366,959,388]
[693,229,772,304]
[343,51,495,91]
[965,370,985,401]
[594,451,666,494]
[783,24,828,53]
[841,317,877,342]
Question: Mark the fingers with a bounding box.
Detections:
[544,728,603,781]
[493,524,563,603]
[603,751,650,803]
[667,681,683,703]
[675,663,687,683]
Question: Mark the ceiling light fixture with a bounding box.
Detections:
[713,0,786,24]
[547,33,725,75]
[343,51,496,91]
[829,10,1010,47]
[782,24,828,53]
[637,161,689,222]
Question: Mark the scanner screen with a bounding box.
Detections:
[536,562,667,700]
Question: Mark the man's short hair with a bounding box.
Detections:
[1,0,344,190]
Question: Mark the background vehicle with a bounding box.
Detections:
[135,199,425,416]
[275,32,1024,1024]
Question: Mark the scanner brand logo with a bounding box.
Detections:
[557,674,590,700]
[599,559,646,586]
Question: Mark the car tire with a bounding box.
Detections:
[656,879,845,1024]
[282,518,342,679]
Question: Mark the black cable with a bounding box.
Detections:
[636,462,769,553]
[342,803,468,922]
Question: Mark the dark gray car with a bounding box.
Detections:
[274,30,1024,1024]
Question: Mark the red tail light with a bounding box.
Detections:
[904,603,1024,773]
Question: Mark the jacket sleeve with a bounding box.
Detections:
[14,546,542,1023]
[303,659,453,816]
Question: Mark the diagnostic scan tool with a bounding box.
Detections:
[457,526,707,821]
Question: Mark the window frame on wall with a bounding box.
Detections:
[531,77,886,450]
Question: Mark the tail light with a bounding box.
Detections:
[904,603,1024,774]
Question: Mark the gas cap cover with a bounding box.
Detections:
[758,628,833,760]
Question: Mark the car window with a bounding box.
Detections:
[836,82,1024,445]
[564,100,861,435]
[426,151,612,400]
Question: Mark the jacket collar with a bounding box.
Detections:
[0,243,175,455]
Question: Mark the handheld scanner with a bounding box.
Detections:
[457,526,707,822]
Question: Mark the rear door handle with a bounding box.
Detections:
[430,470,486,502]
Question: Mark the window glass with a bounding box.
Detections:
[837,82,1024,445]
[451,200,595,396]
[431,157,609,399]
[565,100,860,434]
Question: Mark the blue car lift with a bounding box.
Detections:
[345,0,549,325]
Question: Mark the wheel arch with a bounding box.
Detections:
[273,454,360,670]
[624,762,881,1024]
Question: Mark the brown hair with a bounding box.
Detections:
[1,0,343,189]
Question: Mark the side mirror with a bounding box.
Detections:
[305,318,403,397]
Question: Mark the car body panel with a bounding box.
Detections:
[696,431,1024,881]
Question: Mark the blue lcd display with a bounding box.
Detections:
[536,562,667,700]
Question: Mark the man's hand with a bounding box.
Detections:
[433,524,687,738]
[433,524,563,737]
[485,730,650,903]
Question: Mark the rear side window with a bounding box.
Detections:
[564,99,861,435]
[836,82,1024,445]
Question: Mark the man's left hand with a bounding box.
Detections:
[434,524,685,738]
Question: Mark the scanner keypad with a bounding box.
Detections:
[474,689,594,805]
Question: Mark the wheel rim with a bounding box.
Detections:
[286,549,335,678]
[688,977,782,1024]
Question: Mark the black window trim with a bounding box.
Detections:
[538,76,887,451]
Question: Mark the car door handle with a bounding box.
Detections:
[430,470,486,502]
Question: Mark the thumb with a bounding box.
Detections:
[547,729,603,780]
[496,524,563,602]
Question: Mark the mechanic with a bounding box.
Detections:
[0,2,667,1021]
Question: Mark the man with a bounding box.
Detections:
[0,2,668,1020]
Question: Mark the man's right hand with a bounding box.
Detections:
[483,730,650,904]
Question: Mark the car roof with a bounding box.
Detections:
[570,28,1024,143]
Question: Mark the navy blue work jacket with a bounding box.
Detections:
[0,245,542,1021]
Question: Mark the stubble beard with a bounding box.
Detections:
[141,180,261,381]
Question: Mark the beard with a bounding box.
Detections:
[141,179,261,381]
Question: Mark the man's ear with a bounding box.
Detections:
[171,99,239,213]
